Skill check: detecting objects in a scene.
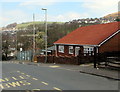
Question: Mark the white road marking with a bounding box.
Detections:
[49,66,60,68]
[26,75,31,77]
[19,76,24,79]
[53,87,62,91]
[12,77,17,80]
[32,89,41,90]
[32,78,38,80]
[21,73,25,74]
[41,81,48,85]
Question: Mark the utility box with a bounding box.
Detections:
[34,55,37,63]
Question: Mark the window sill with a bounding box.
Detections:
[59,51,64,53]
[69,53,73,54]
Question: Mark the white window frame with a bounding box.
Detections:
[84,46,94,56]
[69,46,74,54]
[75,47,80,56]
[58,45,64,53]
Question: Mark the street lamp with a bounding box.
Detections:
[33,13,36,62]
[42,8,47,63]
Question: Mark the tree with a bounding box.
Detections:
[2,32,11,60]
[36,32,45,49]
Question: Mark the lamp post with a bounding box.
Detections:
[33,13,36,62]
[42,8,47,63]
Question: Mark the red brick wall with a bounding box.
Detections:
[99,32,120,53]
[37,55,93,65]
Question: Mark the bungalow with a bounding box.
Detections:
[54,22,120,57]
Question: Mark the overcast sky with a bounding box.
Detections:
[0,0,119,27]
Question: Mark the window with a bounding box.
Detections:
[58,45,64,53]
[84,46,94,56]
[75,47,80,56]
[69,46,73,54]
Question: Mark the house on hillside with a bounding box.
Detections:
[54,22,120,57]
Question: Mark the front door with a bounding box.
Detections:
[75,47,80,56]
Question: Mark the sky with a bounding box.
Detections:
[0,0,119,27]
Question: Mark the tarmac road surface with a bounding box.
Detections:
[0,61,119,91]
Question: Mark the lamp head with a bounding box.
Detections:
[42,8,47,10]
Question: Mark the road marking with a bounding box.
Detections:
[19,76,24,79]
[26,75,31,77]
[21,72,25,74]
[5,83,10,88]
[12,77,17,80]
[49,66,60,68]
[32,89,41,90]
[19,81,23,83]
[32,78,38,80]
[41,81,48,85]
[4,78,9,81]
[0,83,11,89]
[0,79,5,82]
[53,87,62,91]
[8,81,21,87]
[0,84,4,89]
[20,81,31,86]
[19,80,31,86]
[27,83,31,85]
[0,73,33,89]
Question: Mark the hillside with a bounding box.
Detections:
[3,12,119,30]
[16,21,64,29]
[103,12,120,18]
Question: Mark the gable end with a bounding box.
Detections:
[98,30,120,47]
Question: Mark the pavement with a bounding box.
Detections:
[38,63,120,80]
[9,60,120,81]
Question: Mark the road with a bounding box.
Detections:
[0,61,119,91]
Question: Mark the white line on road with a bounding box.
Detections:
[12,77,17,80]
[21,73,25,75]
[32,89,41,91]
[49,66,60,68]
[26,75,31,77]
[41,81,48,85]
[19,76,24,79]
[32,78,38,80]
[53,87,62,91]
[17,71,20,73]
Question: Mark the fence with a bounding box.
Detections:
[17,50,33,61]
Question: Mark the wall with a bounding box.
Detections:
[37,55,93,65]
[99,32,120,53]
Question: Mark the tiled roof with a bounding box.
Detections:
[54,22,120,46]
